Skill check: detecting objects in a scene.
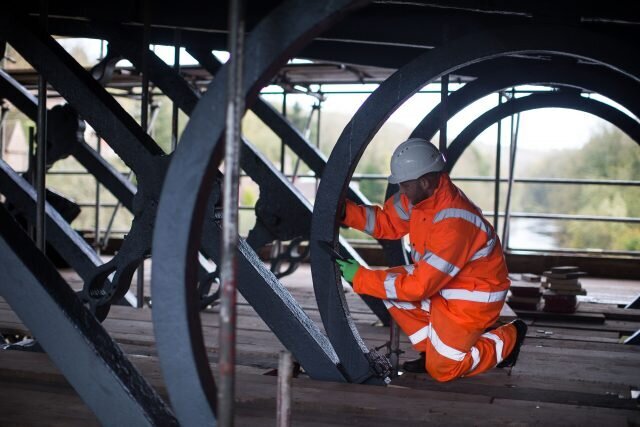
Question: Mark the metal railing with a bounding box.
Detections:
[5,81,637,258]
[242,171,639,257]
[38,167,640,258]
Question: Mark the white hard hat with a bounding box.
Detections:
[388,138,446,184]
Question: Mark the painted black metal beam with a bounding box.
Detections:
[34,3,640,59]
[299,39,428,69]
[0,69,136,211]
[93,21,367,383]
[310,24,640,392]
[0,14,163,175]
[41,15,424,70]
[446,91,640,169]
[0,12,177,313]
[189,47,395,319]
[0,12,162,309]
[97,20,392,323]
[191,50,373,205]
[626,295,640,310]
[19,16,507,74]
[0,159,103,283]
[94,23,344,258]
[0,204,177,426]
[153,0,382,421]
[72,143,136,212]
[2,13,269,319]
[624,329,640,345]
[200,217,347,383]
[191,49,408,277]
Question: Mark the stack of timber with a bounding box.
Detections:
[542,266,587,314]
[507,273,543,310]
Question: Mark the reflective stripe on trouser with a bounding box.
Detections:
[388,299,518,381]
[423,323,517,382]
[385,304,431,352]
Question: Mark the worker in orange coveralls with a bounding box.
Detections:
[337,138,527,381]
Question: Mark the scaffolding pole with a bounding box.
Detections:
[218,0,245,424]
[502,88,521,250]
[36,0,48,252]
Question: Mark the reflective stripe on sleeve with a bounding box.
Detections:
[439,289,508,303]
[482,332,504,365]
[471,237,496,261]
[403,264,416,274]
[422,251,460,277]
[393,192,410,221]
[411,249,421,262]
[383,273,398,299]
[383,299,416,310]
[385,297,429,312]
[433,208,490,235]
[364,206,376,235]
[427,325,466,361]
[409,325,430,344]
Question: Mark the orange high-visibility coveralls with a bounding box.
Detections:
[344,173,517,382]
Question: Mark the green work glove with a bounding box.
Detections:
[336,258,360,283]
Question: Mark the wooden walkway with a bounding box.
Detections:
[0,266,639,425]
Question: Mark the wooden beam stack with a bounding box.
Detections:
[542,266,587,313]
[507,273,542,310]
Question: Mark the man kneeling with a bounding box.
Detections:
[337,138,527,382]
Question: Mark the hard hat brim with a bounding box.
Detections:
[387,174,402,184]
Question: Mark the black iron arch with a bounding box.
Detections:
[383,58,640,261]
[309,24,640,379]
[152,1,370,425]
[446,91,640,169]
[410,59,640,143]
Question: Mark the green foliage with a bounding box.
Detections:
[240,185,257,206]
[149,96,188,154]
[521,126,640,251]
[450,143,499,212]
[46,156,134,234]
[243,109,287,168]
[358,161,386,204]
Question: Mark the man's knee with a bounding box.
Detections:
[425,357,464,382]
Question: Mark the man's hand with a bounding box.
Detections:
[336,258,360,283]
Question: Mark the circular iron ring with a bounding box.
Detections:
[446,91,640,169]
[151,1,367,424]
[310,24,640,380]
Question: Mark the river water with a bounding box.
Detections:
[505,218,559,250]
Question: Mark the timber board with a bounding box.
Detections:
[0,351,639,426]
[1,273,639,425]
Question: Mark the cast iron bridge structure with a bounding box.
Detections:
[0,1,639,425]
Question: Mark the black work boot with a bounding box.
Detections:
[497,319,528,368]
[402,352,426,373]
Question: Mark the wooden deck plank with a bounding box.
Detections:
[1,351,638,427]
[0,380,100,427]
[532,318,640,334]
[2,271,640,425]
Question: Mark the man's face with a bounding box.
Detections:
[398,176,431,205]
